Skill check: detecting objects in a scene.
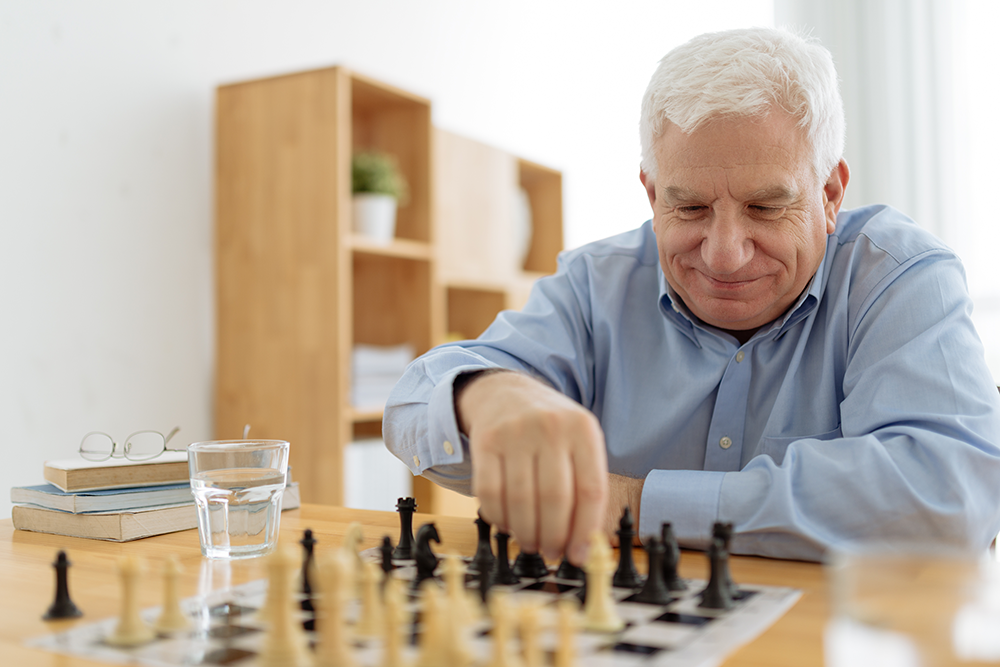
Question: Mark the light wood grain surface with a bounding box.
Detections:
[0,504,830,666]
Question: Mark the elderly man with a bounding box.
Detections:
[383,27,1000,562]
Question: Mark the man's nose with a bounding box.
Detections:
[701,212,754,275]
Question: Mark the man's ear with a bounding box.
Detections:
[640,169,656,210]
[823,159,850,233]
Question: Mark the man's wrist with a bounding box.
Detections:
[453,368,510,436]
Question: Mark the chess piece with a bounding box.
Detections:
[444,553,479,622]
[315,550,356,667]
[512,551,548,579]
[612,506,642,588]
[582,530,624,632]
[342,521,365,598]
[471,512,496,575]
[478,556,494,607]
[155,555,191,633]
[492,532,520,585]
[258,546,311,667]
[712,521,737,598]
[300,528,317,629]
[413,522,441,589]
[553,597,579,667]
[43,550,82,620]
[486,591,519,667]
[106,555,155,647]
[661,522,687,591]
[520,600,543,667]
[380,535,395,578]
[355,561,384,638]
[630,536,673,605]
[393,496,417,559]
[555,554,584,581]
[416,582,443,666]
[381,576,407,667]
[698,536,734,610]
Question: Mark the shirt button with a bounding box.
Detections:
[443,440,454,456]
[719,436,733,449]
[412,455,421,468]
[735,350,745,363]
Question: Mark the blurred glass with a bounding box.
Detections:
[826,545,1000,666]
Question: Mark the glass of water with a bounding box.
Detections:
[188,440,289,560]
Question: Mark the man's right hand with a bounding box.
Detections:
[456,370,609,565]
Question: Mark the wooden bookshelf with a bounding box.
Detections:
[215,71,561,515]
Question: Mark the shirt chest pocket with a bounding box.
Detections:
[758,425,843,466]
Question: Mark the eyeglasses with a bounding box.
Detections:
[79,426,183,462]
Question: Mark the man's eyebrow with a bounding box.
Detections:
[661,185,703,203]
[745,185,798,202]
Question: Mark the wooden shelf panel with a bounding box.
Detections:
[350,234,433,260]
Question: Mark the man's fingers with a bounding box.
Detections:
[472,449,506,531]
[565,436,609,565]
[504,451,538,553]
[537,448,573,561]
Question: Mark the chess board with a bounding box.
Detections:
[26,551,800,667]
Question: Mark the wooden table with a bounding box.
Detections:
[0,504,831,666]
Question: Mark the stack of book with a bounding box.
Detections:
[11,452,300,542]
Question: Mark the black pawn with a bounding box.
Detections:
[712,521,736,598]
[698,537,734,610]
[43,550,82,620]
[393,496,417,560]
[478,559,493,606]
[555,555,584,581]
[513,551,549,579]
[661,523,687,592]
[613,506,642,588]
[492,532,520,585]
[470,513,496,575]
[380,536,395,576]
[631,537,673,605]
[300,529,317,629]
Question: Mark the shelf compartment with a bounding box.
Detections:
[351,74,432,245]
[446,285,508,341]
[519,158,563,275]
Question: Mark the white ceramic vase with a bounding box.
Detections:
[352,193,398,244]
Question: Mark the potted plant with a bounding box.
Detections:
[351,151,409,244]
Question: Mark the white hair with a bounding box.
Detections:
[639,27,845,182]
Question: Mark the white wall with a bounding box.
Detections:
[0,1,773,517]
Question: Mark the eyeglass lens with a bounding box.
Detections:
[79,431,166,461]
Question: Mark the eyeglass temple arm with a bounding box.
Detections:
[163,426,183,450]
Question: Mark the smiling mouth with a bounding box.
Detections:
[702,274,758,289]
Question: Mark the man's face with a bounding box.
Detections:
[643,111,847,335]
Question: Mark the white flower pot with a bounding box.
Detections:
[352,193,398,244]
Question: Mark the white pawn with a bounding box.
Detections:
[553,598,579,667]
[582,530,624,633]
[315,550,356,667]
[355,560,384,638]
[519,601,543,667]
[155,555,190,633]
[443,553,479,623]
[106,555,155,647]
[416,582,449,667]
[342,522,365,597]
[487,591,523,667]
[381,575,409,667]
[258,545,311,667]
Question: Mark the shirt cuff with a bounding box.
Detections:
[639,469,725,550]
[413,366,482,474]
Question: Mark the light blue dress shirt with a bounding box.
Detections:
[383,205,1000,561]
